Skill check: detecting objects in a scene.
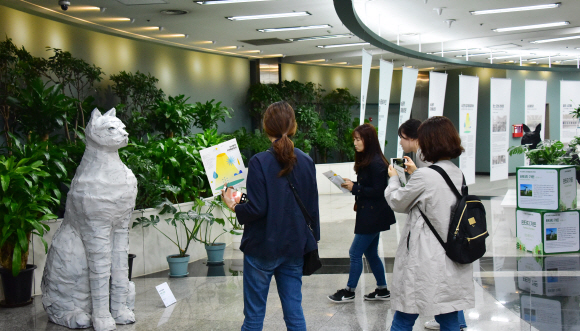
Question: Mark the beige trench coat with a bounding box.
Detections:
[384,160,475,316]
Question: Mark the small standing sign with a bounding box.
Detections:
[156,282,177,307]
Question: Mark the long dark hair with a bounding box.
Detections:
[263,101,298,177]
[418,116,464,163]
[353,123,388,173]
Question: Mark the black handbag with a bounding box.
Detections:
[285,175,322,276]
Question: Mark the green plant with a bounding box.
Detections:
[247,83,281,128]
[279,80,323,111]
[43,47,104,137]
[322,88,358,162]
[8,77,75,141]
[110,70,165,138]
[197,199,232,246]
[191,99,232,131]
[508,140,567,165]
[0,37,47,147]
[148,94,195,138]
[0,153,60,276]
[214,195,242,231]
[312,120,339,163]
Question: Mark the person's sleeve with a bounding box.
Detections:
[235,157,268,225]
[310,161,321,241]
[351,161,387,198]
[384,168,426,214]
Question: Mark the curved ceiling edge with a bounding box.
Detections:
[334,0,579,73]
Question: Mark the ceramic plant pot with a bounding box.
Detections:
[0,264,37,307]
[231,230,243,250]
[166,254,190,277]
[205,242,226,265]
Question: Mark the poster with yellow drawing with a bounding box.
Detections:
[199,138,246,196]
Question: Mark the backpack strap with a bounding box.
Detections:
[418,209,446,248]
[428,165,464,200]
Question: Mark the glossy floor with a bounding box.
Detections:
[3,175,577,330]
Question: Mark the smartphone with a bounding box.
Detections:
[391,158,406,169]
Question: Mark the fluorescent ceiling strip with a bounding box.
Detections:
[531,35,580,43]
[455,52,506,58]
[487,54,520,60]
[525,55,560,61]
[427,48,480,55]
[493,21,569,32]
[470,3,561,15]
[287,34,352,42]
[258,24,331,32]
[196,0,273,4]
[227,12,310,21]
[317,42,370,48]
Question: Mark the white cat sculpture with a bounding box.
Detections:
[41,108,138,331]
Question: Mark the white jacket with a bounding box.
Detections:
[384,160,475,316]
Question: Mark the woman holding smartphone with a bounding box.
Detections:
[398,118,467,331]
[327,123,396,303]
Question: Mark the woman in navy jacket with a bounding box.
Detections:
[328,123,396,303]
[222,101,319,331]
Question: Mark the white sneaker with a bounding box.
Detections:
[424,319,440,330]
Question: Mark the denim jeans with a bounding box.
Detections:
[458,310,466,328]
[347,232,387,289]
[390,311,460,331]
[242,254,306,331]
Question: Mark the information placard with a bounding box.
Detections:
[156,282,177,307]
[459,75,479,185]
[516,165,577,211]
[489,78,511,182]
[516,209,580,255]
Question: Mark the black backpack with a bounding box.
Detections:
[418,165,488,264]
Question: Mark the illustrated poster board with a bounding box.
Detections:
[489,78,511,182]
[516,165,577,211]
[199,138,247,196]
[560,80,580,144]
[459,75,479,185]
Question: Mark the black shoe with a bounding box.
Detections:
[363,288,390,301]
[328,288,355,303]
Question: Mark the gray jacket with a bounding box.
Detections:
[384,160,475,316]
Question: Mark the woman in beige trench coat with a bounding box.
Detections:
[384,116,474,331]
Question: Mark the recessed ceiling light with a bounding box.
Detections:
[196,0,273,4]
[470,3,561,15]
[258,24,332,33]
[317,42,370,48]
[531,35,580,43]
[227,12,310,21]
[160,10,189,15]
[492,21,569,32]
[287,34,352,42]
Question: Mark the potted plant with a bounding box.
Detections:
[196,199,231,265]
[215,195,243,250]
[148,94,195,138]
[0,150,59,306]
[132,192,207,277]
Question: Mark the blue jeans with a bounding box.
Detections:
[347,232,387,289]
[242,255,306,331]
[390,311,460,331]
[458,310,467,328]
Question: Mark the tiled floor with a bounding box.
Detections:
[3,175,579,330]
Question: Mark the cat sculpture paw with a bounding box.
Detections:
[112,306,136,325]
[92,314,117,331]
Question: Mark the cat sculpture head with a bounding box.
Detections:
[86,108,129,150]
[521,123,541,150]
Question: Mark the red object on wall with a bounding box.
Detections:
[369,117,373,122]
[512,124,523,138]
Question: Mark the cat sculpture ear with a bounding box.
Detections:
[103,108,116,117]
[522,124,530,133]
[88,108,102,126]
[534,123,542,133]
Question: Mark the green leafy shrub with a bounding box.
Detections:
[148,94,195,138]
[191,99,232,131]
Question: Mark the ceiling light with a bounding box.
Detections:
[531,35,580,43]
[227,12,310,21]
[455,52,506,58]
[317,42,370,48]
[258,24,331,33]
[493,21,569,32]
[486,54,520,60]
[526,55,559,61]
[196,0,273,4]
[160,10,189,15]
[427,48,480,55]
[470,3,561,15]
[287,34,352,42]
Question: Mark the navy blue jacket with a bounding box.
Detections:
[235,148,320,258]
[351,154,396,234]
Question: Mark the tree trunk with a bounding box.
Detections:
[0,233,31,272]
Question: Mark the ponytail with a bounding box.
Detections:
[263,102,298,177]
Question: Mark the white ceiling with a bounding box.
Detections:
[3,0,580,69]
